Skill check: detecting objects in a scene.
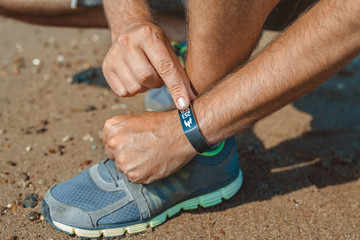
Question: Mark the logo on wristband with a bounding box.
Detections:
[184,118,192,128]
[178,104,213,153]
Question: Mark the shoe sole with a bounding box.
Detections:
[49,170,243,238]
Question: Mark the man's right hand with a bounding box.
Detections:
[102,21,195,110]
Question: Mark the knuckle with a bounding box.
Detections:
[107,138,117,149]
[104,119,114,129]
[126,171,139,183]
[139,25,152,36]
[127,84,142,94]
[116,35,130,47]
[142,178,152,184]
[168,82,184,95]
[138,71,154,84]
[114,88,127,97]
[153,28,165,41]
[158,60,176,77]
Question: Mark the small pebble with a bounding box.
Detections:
[82,134,94,142]
[7,203,12,208]
[32,58,41,66]
[11,205,17,210]
[62,135,73,142]
[4,144,11,149]
[120,104,127,109]
[25,146,32,152]
[15,42,23,52]
[27,211,40,221]
[110,104,121,110]
[6,236,18,240]
[19,172,30,182]
[38,179,47,185]
[103,90,109,96]
[91,34,100,42]
[6,161,16,166]
[0,179,8,183]
[43,74,50,81]
[48,36,56,44]
[91,145,96,150]
[83,160,92,166]
[48,148,57,154]
[85,105,97,112]
[40,215,44,221]
[66,76,72,83]
[57,145,66,155]
[23,193,38,208]
[56,55,65,62]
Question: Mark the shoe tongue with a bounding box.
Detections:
[98,159,120,183]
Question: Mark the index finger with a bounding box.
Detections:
[143,40,193,110]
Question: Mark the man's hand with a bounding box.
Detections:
[102,21,195,110]
[102,111,197,184]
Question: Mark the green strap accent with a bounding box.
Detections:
[179,45,187,54]
[170,41,181,49]
[199,141,225,156]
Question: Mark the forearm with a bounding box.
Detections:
[195,0,360,144]
[102,0,151,41]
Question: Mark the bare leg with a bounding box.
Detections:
[0,0,185,41]
[0,0,107,27]
[186,0,279,95]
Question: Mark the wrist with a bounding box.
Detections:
[192,96,232,145]
[110,19,153,42]
[103,1,152,41]
[168,110,198,156]
[192,100,215,145]
[178,103,214,152]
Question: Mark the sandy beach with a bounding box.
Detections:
[0,15,359,239]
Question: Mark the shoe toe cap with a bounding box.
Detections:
[43,189,94,228]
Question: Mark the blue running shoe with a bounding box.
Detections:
[42,137,242,238]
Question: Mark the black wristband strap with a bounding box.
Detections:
[178,103,213,153]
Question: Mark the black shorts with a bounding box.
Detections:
[264,0,320,31]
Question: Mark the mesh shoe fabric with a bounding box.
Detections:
[42,137,242,238]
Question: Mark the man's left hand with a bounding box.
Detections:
[102,111,197,184]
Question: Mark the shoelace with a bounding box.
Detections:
[103,158,122,187]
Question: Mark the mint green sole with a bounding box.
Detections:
[52,169,243,238]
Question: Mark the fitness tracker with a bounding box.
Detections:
[178,103,213,153]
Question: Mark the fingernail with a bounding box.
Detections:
[177,97,187,109]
